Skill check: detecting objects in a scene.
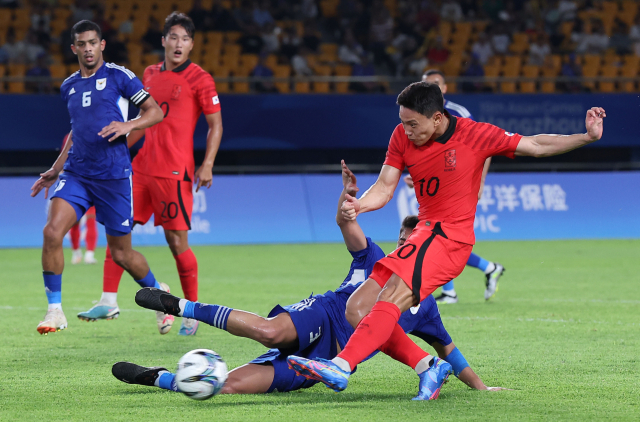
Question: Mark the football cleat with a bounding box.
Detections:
[412,357,453,400]
[135,286,182,316]
[112,362,166,386]
[484,263,505,301]
[178,318,199,336]
[37,308,68,335]
[77,301,120,322]
[156,283,175,335]
[435,292,458,304]
[83,250,97,264]
[287,356,350,392]
[71,249,82,265]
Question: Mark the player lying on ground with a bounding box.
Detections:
[79,12,224,336]
[30,20,174,335]
[112,162,505,398]
[287,82,605,396]
[422,69,504,304]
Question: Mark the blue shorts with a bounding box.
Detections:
[250,292,351,393]
[51,171,133,236]
[399,295,453,346]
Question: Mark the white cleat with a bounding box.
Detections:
[84,250,97,264]
[37,308,68,335]
[485,263,505,300]
[435,292,459,304]
[71,249,82,265]
[156,283,175,335]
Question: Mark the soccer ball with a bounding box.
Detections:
[175,349,228,400]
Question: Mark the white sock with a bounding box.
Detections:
[484,262,496,274]
[177,299,187,317]
[84,250,95,259]
[48,303,62,310]
[331,357,352,373]
[442,289,456,297]
[154,370,169,387]
[414,356,434,375]
[100,292,118,305]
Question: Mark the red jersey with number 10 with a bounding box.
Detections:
[132,60,221,181]
[384,112,522,245]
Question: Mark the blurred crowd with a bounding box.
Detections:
[2,0,640,93]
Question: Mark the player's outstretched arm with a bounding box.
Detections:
[195,112,223,192]
[515,107,605,157]
[31,131,73,198]
[99,96,164,142]
[337,160,367,252]
[341,164,402,221]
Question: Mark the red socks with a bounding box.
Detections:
[337,301,401,369]
[69,223,80,250]
[85,216,97,251]
[378,323,429,369]
[103,246,125,293]
[175,248,198,301]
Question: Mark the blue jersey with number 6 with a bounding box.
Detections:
[60,63,150,180]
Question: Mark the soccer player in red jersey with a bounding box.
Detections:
[288,82,606,399]
[60,133,98,265]
[79,12,223,336]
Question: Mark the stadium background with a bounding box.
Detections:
[0,0,639,245]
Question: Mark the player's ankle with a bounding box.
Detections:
[331,357,352,373]
[414,355,435,375]
[484,262,496,274]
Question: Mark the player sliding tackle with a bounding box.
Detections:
[287,82,606,398]
[112,162,505,397]
[30,20,171,335]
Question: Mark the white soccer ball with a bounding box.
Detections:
[175,349,228,400]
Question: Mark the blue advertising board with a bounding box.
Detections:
[2,171,638,248]
[1,94,638,151]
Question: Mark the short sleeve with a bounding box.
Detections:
[114,66,150,107]
[195,72,221,115]
[470,122,522,159]
[349,237,386,268]
[383,124,406,170]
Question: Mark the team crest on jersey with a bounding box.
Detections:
[96,78,107,90]
[444,149,456,169]
[171,84,182,100]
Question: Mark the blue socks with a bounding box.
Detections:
[184,302,233,330]
[156,372,178,391]
[441,280,455,293]
[466,252,490,272]
[135,270,161,289]
[444,347,469,377]
[43,271,62,306]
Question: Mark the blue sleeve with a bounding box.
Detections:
[349,238,385,262]
[467,112,475,121]
[113,65,149,107]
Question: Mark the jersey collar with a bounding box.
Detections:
[160,59,192,72]
[434,110,457,144]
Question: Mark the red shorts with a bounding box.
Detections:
[370,221,472,301]
[133,172,193,231]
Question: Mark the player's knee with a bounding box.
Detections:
[42,224,64,246]
[256,321,285,348]
[165,232,188,256]
[345,305,365,329]
[219,377,242,395]
[109,248,128,267]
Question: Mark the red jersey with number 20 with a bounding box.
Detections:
[132,60,221,181]
[384,112,522,245]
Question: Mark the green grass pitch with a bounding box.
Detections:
[1,239,638,421]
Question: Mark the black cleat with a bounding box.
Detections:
[135,288,182,315]
[112,362,166,386]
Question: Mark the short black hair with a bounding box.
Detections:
[163,12,195,38]
[71,20,102,42]
[397,82,444,118]
[423,69,445,81]
[401,215,419,232]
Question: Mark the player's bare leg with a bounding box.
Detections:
[165,229,200,335]
[220,363,275,394]
[345,278,383,328]
[38,198,78,334]
[226,312,298,349]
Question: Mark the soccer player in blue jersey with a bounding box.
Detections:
[112,161,505,397]
[30,20,172,335]
[417,69,505,304]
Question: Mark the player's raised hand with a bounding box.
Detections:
[341,160,359,197]
[30,168,60,198]
[341,193,361,221]
[99,121,133,142]
[403,175,414,189]
[585,107,606,141]
[195,164,213,192]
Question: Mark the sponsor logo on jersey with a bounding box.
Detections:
[171,84,182,100]
[69,87,76,95]
[410,304,421,314]
[96,78,107,91]
[505,132,515,136]
[212,95,220,105]
[444,149,456,169]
